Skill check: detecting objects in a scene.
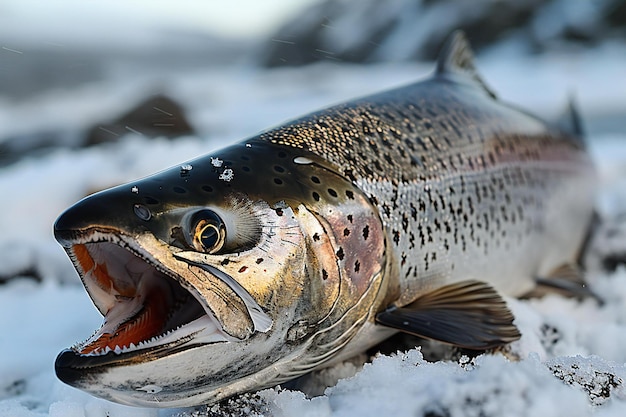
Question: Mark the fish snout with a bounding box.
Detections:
[54,186,153,246]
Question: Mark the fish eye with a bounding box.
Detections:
[189,210,226,254]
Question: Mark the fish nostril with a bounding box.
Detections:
[133,204,152,221]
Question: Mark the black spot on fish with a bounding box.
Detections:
[143,196,159,205]
[343,228,350,237]
[344,169,357,182]
[242,166,251,172]
[239,266,248,273]
[410,203,418,221]
[418,225,425,246]
[354,260,360,273]
[382,203,391,217]
[256,258,264,264]
[336,247,345,261]
[221,259,230,266]
[274,178,283,185]
[369,195,378,206]
[322,269,328,280]
[311,176,320,184]
[393,230,400,245]
[173,186,186,194]
[347,214,353,223]
[275,208,284,216]
[362,225,369,240]
[401,253,407,266]
[312,192,320,202]
[313,233,320,242]
[328,188,338,198]
[274,165,285,173]
[202,185,213,193]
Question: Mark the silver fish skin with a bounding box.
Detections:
[53,32,595,407]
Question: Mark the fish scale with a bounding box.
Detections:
[259,71,593,305]
[52,32,595,407]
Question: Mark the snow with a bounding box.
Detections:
[1,36,626,417]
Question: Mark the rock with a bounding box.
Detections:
[259,0,626,67]
[85,94,194,145]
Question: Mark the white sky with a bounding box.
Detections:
[0,0,323,44]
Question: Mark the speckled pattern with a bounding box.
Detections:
[260,57,594,306]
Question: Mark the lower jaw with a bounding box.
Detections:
[60,313,233,371]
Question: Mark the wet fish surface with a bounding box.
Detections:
[53,32,595,407]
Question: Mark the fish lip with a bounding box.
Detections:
[57,227,232,363]
[55,338,221,386]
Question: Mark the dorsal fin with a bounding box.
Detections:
[436,31,496,99]
[556,95,585,140]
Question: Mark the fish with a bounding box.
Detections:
[53,31,596,407]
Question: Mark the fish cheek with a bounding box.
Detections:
[223,203,341,324]
[313,192,386,303]
[297,205,342,322]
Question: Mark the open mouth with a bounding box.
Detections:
[64,235,232,358]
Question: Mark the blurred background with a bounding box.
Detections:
[1,2,626,414]
[1,0,625,165]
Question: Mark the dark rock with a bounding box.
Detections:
[0,94,195,167]
[259,0,626,67]
[85,94,194,145]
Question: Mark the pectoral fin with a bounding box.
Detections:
[376,280,520,350]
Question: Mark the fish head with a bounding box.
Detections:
[53,140,386,407]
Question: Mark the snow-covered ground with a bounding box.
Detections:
[1,43,626,417]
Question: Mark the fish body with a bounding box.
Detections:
[53,32,595,407]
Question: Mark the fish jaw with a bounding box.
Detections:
[52,227,291,406]
[51,136,389,406]
[51,199,360,407]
